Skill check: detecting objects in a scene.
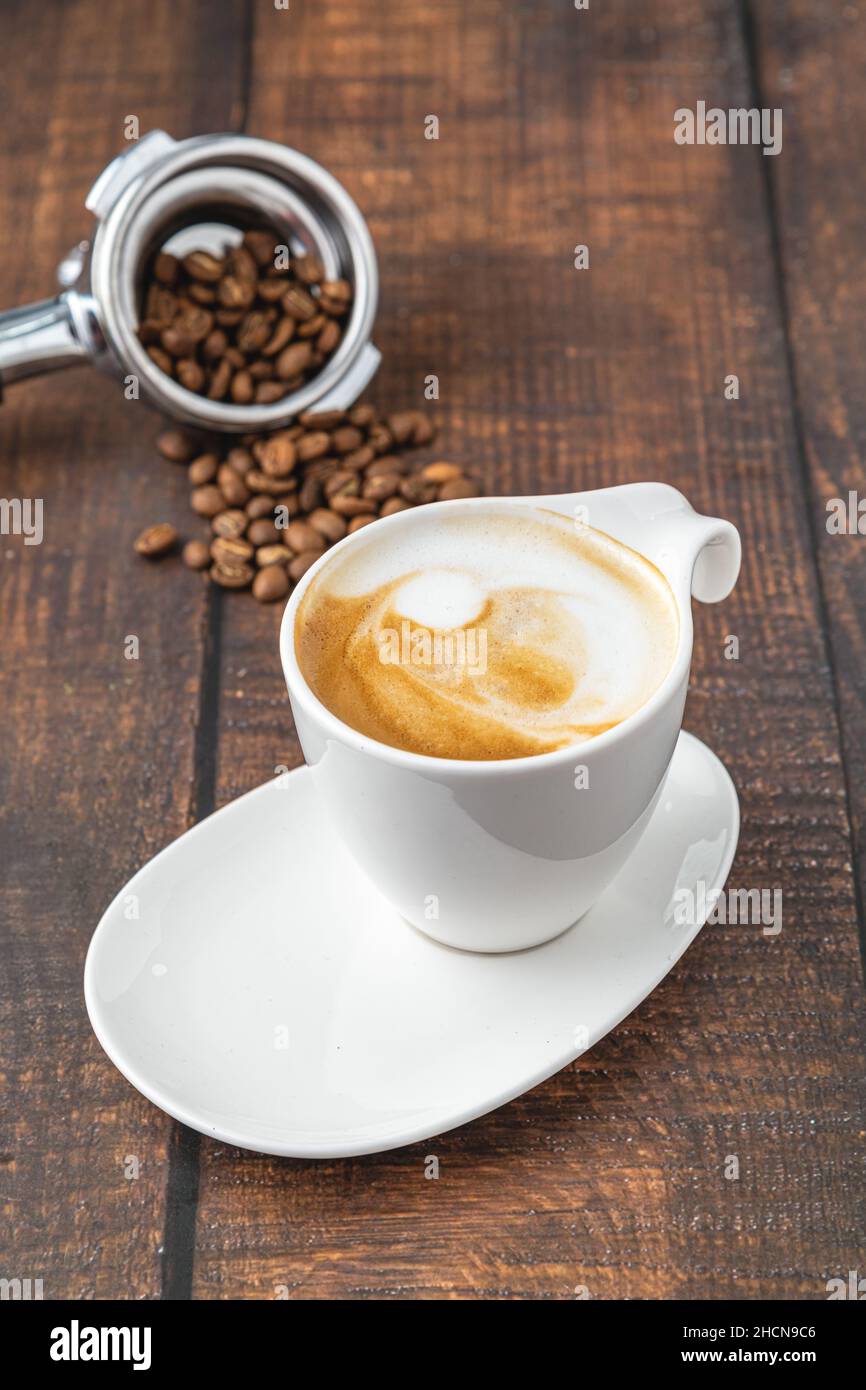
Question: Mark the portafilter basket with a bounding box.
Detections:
[0,131,380,432]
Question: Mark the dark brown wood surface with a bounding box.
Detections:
[1,0,864,1300]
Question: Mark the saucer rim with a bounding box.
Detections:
[83,730,740,1159]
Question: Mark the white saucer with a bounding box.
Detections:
[84,731,739,1158]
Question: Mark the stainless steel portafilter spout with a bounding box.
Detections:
[0,131,381,430]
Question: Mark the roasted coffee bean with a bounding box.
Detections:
[320,278,352,305]
[293,253,324,285]
[323,477,355,506]
[210,561,253,589]
[184,250,225,282]
[317,320,341,354]
[331,426,364,456]
[329,494,377,518]
[243,229,278,267]
[157,429,197,462]
[226,447,254,476]
[368,424,393,454]
[297,313,327,340]
[182,539,211,570]
[138,319,162,344]
[256,544,289,567]
[255,380,286,404]
[218,464,251,507]
[261,316,295,358]
[211,509,248,540]
[230,370,255,404]
[211,534,254,566]
[288,550,322,582]
[246,494,277,520]
[318,294,348,317]
[421,461,462,483]
[160,325,196,357]
[248,518,281,548]
[365,454,408,477]
[298,476,323,513]
[307,508,347,543]
[147,345,174,375]
[348,403,376,428]
[177,305,214,342]
[177,358,205,392]
[258,433,296,479]
[257,276,287,302]
[187,282,216,306]
[439,476,481,500]
[281,285,318,321]
[188,453,219,486]
[215,307,244,327]
[146,285,177,324]
[237,311,272,354]
[231,244,259,286]
[191,484,226,518]
[253,565,290,603]
[363,472,401,502]
[296,430,331,463]
[218,275,256,310]
[154,252,179,286]
[207,358,232,400]
[342,445,376,471]
[202,328,229,361]
[388,412,417,446]
[275,341,313,381]
[347,515,377,534]
[299,409,345,430]
[284,520,323,554]
[134,522,177,557]
[245,470,289,496]
[248,358,275,380]
[400,477,439,504]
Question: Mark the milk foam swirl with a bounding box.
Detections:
[295,508,679,760]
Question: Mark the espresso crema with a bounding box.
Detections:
[295,508,679,760]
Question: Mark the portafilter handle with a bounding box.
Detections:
[0,292,100,389]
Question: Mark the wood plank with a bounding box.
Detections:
[0,0,246,1299]
[747,0,866,965]
[190,0,866,1299]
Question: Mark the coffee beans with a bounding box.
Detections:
[182,540,211,570]
[134,522,177,557]
[136,405,483,602]
[138,227,353,405]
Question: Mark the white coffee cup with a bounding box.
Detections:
[280,482,740,952]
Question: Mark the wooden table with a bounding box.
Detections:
[2,0,865,1300]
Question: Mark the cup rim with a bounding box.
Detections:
[279,491,695,776]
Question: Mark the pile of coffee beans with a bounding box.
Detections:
[137,227,351,404]
[135,406,482,602]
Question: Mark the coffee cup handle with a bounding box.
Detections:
[685,515,741,603]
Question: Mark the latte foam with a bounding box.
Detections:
[295,507,680,760]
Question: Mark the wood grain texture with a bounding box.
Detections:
[189,0,866,1299]
[0,0,247,1299]
[748,0,866,961]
